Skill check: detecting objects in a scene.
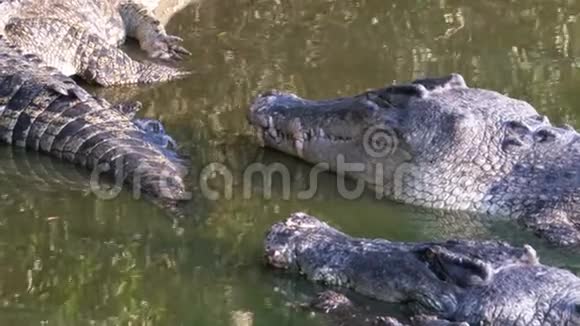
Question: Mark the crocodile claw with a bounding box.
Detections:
[133,118,178,150]
[111,101,143,119]
[145,34,191,61]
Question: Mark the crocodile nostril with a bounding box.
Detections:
[259,90,279,98]
[534,129,557,143]
[258,90,302,101]
[259,90,297,100]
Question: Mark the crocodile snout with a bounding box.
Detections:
[249,90,304,123]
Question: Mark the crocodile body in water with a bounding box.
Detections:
[248,73,580,247]
[0,34,188,202]
[265,213,580,325]
[0,0,191,86]
[307,290,466,326]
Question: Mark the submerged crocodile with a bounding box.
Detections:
[0,0,191,86]
[265,213,580,325]
[0,34,189,202]
[248,74,580,246]
[307,290,466,326]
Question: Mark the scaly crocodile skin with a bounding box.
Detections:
[0,0,190,86]
[0,34,189,201]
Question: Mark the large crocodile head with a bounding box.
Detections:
[249,74,580,246]
[248,74,542,201]
[265,213,580,325]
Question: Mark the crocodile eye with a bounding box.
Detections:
[552,302,580,324]
[569,302,580,324]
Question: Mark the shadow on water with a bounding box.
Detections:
[4,0,580,325]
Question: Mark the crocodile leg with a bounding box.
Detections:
[119,0,191,60]
[4,17,189,86]
[110,100,142,119]
[133,118,178,150]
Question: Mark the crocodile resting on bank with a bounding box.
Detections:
[248,73,580,247]
[0,0,191,86]
[266,213,580,325]
[0,34,188,202]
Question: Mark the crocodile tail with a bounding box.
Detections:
[133,62,191,85]
[0,35,190,201]
[4,17,190,87]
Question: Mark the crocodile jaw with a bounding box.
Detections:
[247,89,414,197]
[249,90,405,160]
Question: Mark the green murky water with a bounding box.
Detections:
[4,0,580,324]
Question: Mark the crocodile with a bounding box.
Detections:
[265,213,580,325]
[0,0,191,86]
[307,290,467,326]
[248,73,580,247]
[0,34,189,203]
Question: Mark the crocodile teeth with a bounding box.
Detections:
[295,139,304,158]
[267,116,279,140]
[267,126,278,140]
[256,129,265,147]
